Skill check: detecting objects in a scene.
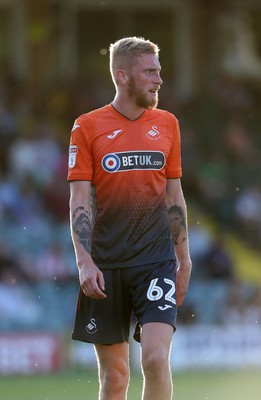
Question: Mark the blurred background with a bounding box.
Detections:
[0,0,261,377]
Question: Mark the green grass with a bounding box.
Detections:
[1,368,261,399]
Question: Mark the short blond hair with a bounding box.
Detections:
[109,36,160,85]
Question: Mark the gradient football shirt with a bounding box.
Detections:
[68,104,182,268]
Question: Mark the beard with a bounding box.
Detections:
[127,76,158,109]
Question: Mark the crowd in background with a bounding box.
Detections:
[0,73,261,332]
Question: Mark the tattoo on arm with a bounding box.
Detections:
[168,205,187,245]
[72,206,91,253]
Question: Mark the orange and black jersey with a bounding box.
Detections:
[67,104,182,268]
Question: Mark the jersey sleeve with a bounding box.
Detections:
[67,117,93,182]
[165,114,182,179]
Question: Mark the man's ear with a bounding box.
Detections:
[115,69,129,85]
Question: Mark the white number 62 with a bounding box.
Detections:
[147,278,176,305]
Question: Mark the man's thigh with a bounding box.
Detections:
[72,269,132,344]
[127,260,177,342]
[140,322,174,357]
[95,341,130,372]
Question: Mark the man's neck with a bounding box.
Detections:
[112,97,145,121]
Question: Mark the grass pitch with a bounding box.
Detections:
[1,368,261,400]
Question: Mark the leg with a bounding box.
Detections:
[95,342,130,400]
[141,322,174,400]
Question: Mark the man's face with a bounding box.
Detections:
[127,53,163,109]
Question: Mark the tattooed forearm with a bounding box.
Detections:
[168,205,187,245]
[72,206,91,253]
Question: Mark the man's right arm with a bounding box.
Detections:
[69,180,106,299]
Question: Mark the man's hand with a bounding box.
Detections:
[79,261,107,300]
[176,261,192,307]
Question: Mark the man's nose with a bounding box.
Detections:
[155,72,163,86]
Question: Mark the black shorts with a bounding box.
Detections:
[72,260,177,345]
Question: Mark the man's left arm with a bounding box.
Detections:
[166,178,192,307]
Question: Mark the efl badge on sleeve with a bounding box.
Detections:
[69,145,78,168]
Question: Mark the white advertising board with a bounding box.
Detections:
[0,333,62,375]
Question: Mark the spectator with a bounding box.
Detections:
[200,235,234,280]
